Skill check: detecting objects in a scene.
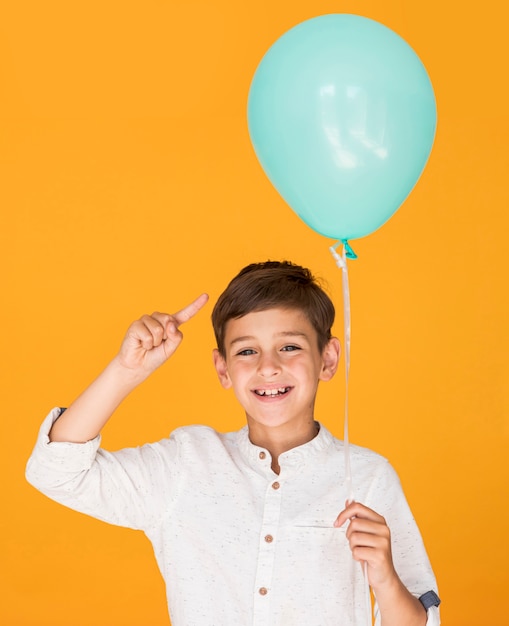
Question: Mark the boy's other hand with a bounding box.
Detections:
[117,293,209,376]
[334,501,397,591]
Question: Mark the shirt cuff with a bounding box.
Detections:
[31,407,101,472]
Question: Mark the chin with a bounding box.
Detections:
[248,414,299,430]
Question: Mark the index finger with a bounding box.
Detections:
[173,293,209,326]
[334,501,383,528]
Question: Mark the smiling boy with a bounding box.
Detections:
[26,261,440,626]
[213,306,337,473]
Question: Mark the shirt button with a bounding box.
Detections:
[259,587,268,596]
[259,451,266,459]
[272,481,280,490]
[265,534,273,543]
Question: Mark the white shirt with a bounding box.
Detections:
[26,408,440,626]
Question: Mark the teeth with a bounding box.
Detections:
[255,387,289,396]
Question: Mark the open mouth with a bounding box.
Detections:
[253,387,291,397]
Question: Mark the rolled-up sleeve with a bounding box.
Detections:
[26,408,181,531]
[26,408,101,477]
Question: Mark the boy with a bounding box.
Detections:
[26,261,440,626]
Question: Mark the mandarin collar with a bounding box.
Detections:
[235,422,334,478]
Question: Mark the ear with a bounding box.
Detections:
[212,349,232,389]
[319,337,341,382]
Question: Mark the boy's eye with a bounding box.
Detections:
[281,345,301,352]
[237,349,256,356]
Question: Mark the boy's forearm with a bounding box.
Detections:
[48,298,209,444]
[376,576,427,626]
[49,357,146,443]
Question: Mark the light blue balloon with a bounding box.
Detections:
[247,14,437,242]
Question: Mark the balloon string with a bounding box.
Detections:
[329,243,353,504]
[329,242,373,626]
[364,562,372,624]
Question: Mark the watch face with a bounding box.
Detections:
[419,591,441,610]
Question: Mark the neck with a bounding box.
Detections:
[247,418,319,474]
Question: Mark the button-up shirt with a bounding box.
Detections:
[26,408,440,626]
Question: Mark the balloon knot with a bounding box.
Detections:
[342,240,358,260]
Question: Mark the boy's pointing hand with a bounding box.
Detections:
[117,293,209,376]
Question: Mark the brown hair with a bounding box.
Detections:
[212,261,335,356]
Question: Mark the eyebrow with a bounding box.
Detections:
[229,331,309,347]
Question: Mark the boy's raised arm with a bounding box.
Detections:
[49,293,209,443]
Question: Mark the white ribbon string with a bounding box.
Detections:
[329,243,353,504]
[329,242,373,626]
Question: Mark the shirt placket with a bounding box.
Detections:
[252,469,283,625]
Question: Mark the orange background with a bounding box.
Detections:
[2,1,508,625]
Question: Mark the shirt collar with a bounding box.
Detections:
[235,422,334,477]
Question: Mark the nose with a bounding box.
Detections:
[257,352,281,378]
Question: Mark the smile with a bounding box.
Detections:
[253,387,291,397]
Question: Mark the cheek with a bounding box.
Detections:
[298,363,325,388]
[226,365,250,391]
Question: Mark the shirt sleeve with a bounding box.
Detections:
[365,458,441,626]
[25,407,182,531]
